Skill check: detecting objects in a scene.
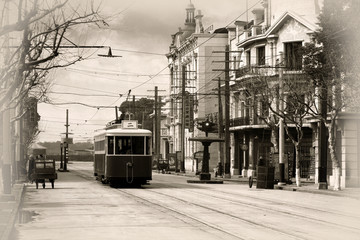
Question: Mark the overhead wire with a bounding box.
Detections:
[166,0,262,104]
[40,0,262,140]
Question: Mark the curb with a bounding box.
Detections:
[0,183,26,240]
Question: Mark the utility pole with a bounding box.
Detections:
[318,76,328,189]
[154,86,161,160]
[224,45,231,178]
[217,77,224,176]
[278,52,286,185]
[63,109,69,171]
[181,65,186,172]
[212,46,242,178]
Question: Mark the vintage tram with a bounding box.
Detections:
[93,120,152,186]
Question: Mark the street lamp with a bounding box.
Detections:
[197,119,217,137]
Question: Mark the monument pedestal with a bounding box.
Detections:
[199,173,211,181]
[187,137,224,184]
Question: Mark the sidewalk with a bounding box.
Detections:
[0,183,25,240]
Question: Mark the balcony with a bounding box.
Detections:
[230,117,250,127]
[235,65,272,79]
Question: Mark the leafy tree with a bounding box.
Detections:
[302,0,360,190]
[119,97,156,131]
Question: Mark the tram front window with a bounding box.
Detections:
[115,136,145,155]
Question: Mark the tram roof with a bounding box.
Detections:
[94,127,152,138]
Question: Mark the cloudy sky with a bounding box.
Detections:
[37,0,260,143]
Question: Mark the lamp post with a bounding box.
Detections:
[188,119,223,183]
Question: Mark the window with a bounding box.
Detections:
[284,41,302,70]
[115,136,146,155]
[146,136,151,155]
[95,140,105,151]
[246,50,251,66]
[233,56,237,70]
[108,137,114,154]
[257,46,265,66]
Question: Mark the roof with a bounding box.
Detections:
[265,11,318,36]
[237,11,318,48]
[30,143,47,150]
[94,128,152,139]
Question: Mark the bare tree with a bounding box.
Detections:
[244,70,313,187]
[0,0,107,111]
[0,0,107,187]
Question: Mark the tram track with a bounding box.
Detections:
[115,187,310,240]
[70,166,360,239]
[68,168,246,239]
[199,186,360,220]
[115,188,248,240]
[115,189,308,240]
[151,182,360,232]
[150,176,360,220]
[71,167,305,239]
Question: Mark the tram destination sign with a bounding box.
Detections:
[122,120,138,129]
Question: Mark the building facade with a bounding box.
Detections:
[164,2,228,172]
[228,0,320,180]
[164,0,360,188]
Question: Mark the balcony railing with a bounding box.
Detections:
[230,117,250,127]
[235,65,272,79]
[230,116,269,127]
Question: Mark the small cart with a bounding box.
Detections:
[30,159,58,189]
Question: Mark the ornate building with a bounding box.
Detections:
[164,2,228,172]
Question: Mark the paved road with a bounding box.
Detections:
[14,162,360,240]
